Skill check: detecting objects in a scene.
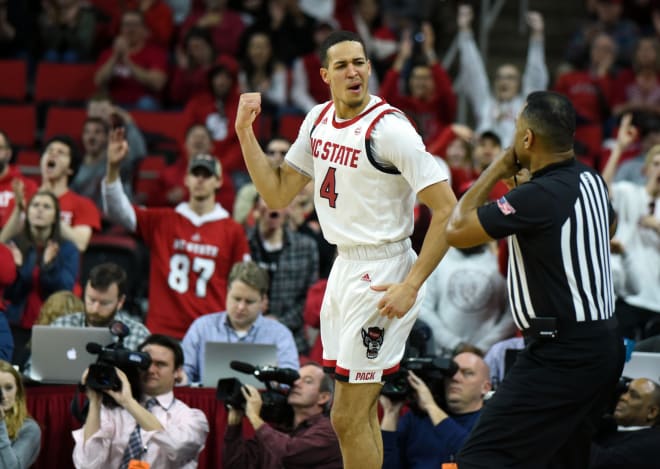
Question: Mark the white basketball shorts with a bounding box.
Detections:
[321,238,424,383]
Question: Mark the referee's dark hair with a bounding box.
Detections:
[521,91,576,153]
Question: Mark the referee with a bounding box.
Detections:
[446,91,624,468]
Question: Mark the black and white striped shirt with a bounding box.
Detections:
[478,159,614,331]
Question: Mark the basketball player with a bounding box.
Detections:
[102,134,250,339]
[234,31,457,469]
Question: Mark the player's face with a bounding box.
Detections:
[185,168,220,200]
[140,344,179,396]
[226,280,264,332]
[443,353,490,413]
[321,40,371,118]
[0,371,18,411]
[84,282,125,327]
[41,141,73,182]
[287,365,328,409]
[27,194,57,229]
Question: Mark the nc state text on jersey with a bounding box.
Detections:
[172,238,219,257]
[311,138,361,168]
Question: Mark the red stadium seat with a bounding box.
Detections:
[0,105,36,148]
[15,150,42,184]
[43,107,88,143]
[278,113,304,142]
[0,60,27,101]
[34,63,97,104]
[131,110,185,145]
[133,154,167,206]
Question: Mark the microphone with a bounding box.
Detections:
[86,342,103,354]
[230,361,300,385]
[230,361,257,375]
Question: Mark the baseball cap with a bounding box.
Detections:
[188,153,221,177]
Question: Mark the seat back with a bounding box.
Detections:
[34,63,97,104]
[0,105,36,148]
[0,60,28,101]
[43,106,88,144]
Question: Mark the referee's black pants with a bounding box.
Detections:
[457,319,624,469]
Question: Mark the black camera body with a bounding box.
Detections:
[217,361,300,424]
[85,321,151,392]
[381,357,458,403]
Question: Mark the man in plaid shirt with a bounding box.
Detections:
[247,195,319,355]
[51,262,150,350]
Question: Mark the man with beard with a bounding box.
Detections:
[0,130,38,228]
[102,128,250,339]
[50,262,150,350]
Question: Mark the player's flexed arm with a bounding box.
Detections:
[235,92,310,209]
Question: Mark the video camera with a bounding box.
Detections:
[85,321,151,392]
[381,357,459,403]
[217,360,299,424]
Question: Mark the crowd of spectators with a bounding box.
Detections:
[0,0,658,467]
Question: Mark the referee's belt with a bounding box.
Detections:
[523,316,618,340]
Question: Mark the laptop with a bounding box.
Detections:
[201,342,278,388]
[621,352,660,383]
[29,326,115,384]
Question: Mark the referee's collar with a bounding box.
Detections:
[531,157,576,179]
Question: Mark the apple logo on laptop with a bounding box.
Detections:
[66,348,78,361]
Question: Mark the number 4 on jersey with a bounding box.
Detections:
[320,167,338,208]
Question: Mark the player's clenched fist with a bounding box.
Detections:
[235,92,262,130]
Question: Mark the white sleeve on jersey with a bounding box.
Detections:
[284,104,326,178]
[370,112,449,193]
[101,177,137,231]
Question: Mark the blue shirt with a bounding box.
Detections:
[181,312,300,383]
[382,409,482,468]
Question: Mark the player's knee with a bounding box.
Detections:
[330,406,355,436]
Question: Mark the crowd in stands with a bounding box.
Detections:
[0,0,658,467]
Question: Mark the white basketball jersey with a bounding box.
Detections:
[285,96,447,248]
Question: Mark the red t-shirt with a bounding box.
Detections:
[58,190,101,231]
[0,166,38,227]
[96,43,168,106]
[135,204,250,338]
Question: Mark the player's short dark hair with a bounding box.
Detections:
[139,334,184,370]
[521,91,576,153]
[43,134,81,180]
[319,30,367,68]
[87,262,128,298]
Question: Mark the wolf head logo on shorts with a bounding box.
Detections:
[362,327,384,359]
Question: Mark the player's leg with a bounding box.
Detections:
[331,380,383,469]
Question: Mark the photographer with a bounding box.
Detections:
[223,362,342,469]
[590,377,660,468]
[72,334,209,469]
[380,352,491,468]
